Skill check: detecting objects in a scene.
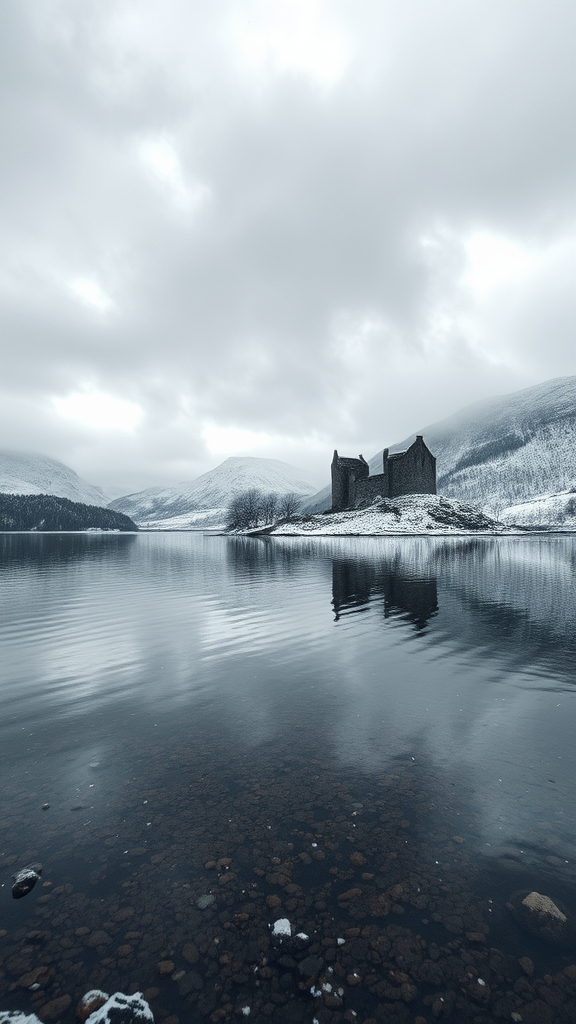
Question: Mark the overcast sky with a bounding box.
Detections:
[1,1,575,494]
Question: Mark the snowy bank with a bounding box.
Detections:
[500,490,576,529]
[255,494,506,536]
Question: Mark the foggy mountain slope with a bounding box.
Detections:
[302,376,575,515]
[109,456,317,527]
[0,450,110,507]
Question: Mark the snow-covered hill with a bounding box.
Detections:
[501,490,576,529]
[302,376,575,518]
[0,450,110,506]
[262,494,503,536]
[109,456,317,529]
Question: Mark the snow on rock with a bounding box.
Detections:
[263,494,504,536]
[11,863,42,899]
[0,450,110,506]
[271,918,292,937]
[76,990,109,1021]
[500,490,576,528]
[84,991,154,1023]
[0,1013,43,1023]
[109,456,317,529]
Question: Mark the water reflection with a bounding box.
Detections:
[1,533,576,1022]
[332,557,438,630]
[262,535,576,683]
[0,530,136,569]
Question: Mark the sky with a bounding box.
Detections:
[1,0,575,495]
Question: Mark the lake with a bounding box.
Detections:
[0,532,575,1024]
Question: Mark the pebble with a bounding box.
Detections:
[37,994,71,1021]
[1,736,573,1024]
[519,956,534,975]
[196,894,215,910]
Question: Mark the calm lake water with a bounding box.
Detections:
[1,532,575,1024]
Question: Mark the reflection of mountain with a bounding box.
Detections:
[332,559,438,630]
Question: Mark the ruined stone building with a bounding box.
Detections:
[331,435,436,511]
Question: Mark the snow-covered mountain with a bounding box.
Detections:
[109,456,317,529]
[302,376,575,518]
[0,450,110,507]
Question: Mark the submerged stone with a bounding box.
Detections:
[508,889,575,947]
[197,893,215,909]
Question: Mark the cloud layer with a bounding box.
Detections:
[1,0,575,492]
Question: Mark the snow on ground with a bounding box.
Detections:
[501,490,576,529]
[260,494,506,536]
[137,509,226,530]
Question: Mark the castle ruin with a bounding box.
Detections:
[331,435,436,511]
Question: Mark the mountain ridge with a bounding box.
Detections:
[108,456,318,529]
[0,450,110,507]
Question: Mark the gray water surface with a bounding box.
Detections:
[1,533,575,1023]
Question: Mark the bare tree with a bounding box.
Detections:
[277,491,302,520]
[226,488,265,530]
[260,492,279,524]
[226,488,302,530]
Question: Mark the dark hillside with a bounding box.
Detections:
[0,493,137,531]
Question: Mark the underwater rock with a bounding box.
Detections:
[508,889,575,947]
[11,863,42,899]
[196,893,215,910]
[36,995,71,1021]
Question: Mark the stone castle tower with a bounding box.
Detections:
[331,435,436,511]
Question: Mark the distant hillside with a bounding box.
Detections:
[302,376,575,516]
[0,494,137,532]
[109,456,317,529]
[501,489,576,529]
[0,450,110,506]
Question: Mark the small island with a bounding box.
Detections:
[254,493,503,536]
[245,436,508,535]
[0,493,138,532]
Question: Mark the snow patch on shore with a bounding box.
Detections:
[501,490,576,529]
[262,494,505,536]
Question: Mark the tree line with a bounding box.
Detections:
[226,489,302,530]
[0,493,138,531]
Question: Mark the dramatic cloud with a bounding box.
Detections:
[1,0,574,492]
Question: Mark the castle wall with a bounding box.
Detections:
[386,436,436,498]
[354,473,386,505]
[331,436,436,511]
[331,452,369,510]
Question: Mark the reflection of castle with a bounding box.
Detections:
[332,559,438,631]
[331,435,436,511]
